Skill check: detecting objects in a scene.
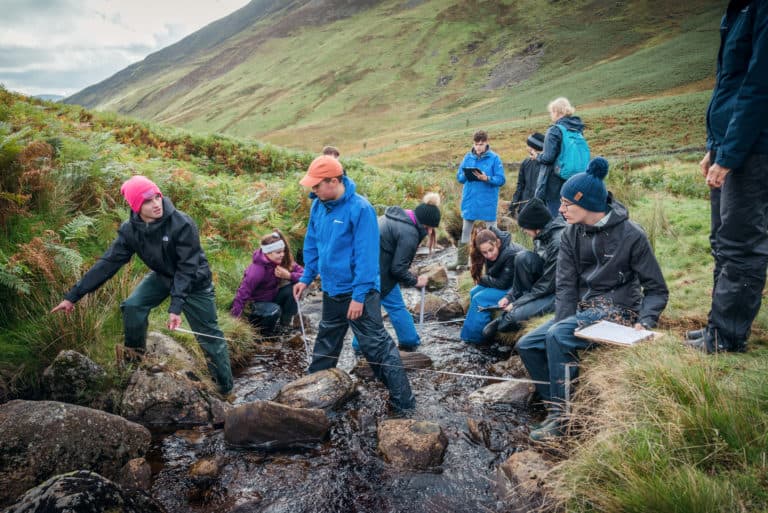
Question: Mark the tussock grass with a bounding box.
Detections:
[552,338,768,512]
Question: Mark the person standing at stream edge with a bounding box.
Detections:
[451,130,506,270]
[293,155,416,413]
[685,0,768,354]
[51,175,234,394]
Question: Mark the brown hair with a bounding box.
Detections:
[260,228,294,269]
[469,228,499,283]
[473,130,488,143]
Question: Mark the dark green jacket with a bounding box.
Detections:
[64,198,212,314]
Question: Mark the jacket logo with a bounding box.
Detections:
[333,219,343,224]
[162,235,169,242]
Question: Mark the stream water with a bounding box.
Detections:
[146,249,541,513]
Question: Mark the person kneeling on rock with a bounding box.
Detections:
[482,198,565,341]
[230,229,303,336]
[515,158,668,441]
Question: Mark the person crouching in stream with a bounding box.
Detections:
[293,156,415,414]
[230,229,303,335]
[460,227,523,343]
[515,157,668,441]
[351,192,442,354]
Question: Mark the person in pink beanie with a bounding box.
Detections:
[51,175,233,394]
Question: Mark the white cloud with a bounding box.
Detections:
[0,0,250,96]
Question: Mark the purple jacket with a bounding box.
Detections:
[230,249,303,317]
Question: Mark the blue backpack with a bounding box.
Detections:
[554,124,590,180]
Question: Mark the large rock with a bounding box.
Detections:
[145,331,197,369]
[408,293,445,320]
[0,400,150,507]
[274,368,355,410]
[496,450,553,502]
[436,301,464,321]
[120,370,225,426]
[118,458,152,492]
[419,263,449,291]
[378,419,448,470]
[42,349,106,405]
[4,470,166,513]
[224,400,330,449]
[468,380,533,406]
[354,350,432,380]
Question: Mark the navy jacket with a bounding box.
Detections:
[378,206,428,298]
[478,227,524,290]
[510,158,540,216]
[555,197,669,328]
[64,198,212,315]
[508,217,566,307]
[706,0,768,169]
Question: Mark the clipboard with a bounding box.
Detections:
[574,320,659,346]
[462,167,483,182]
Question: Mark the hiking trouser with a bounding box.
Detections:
[515,316,591,409]
[707,153,768,349]
[460,219,497,244]
[121,272,234,393]
[309,290,415,412]
[460,285,507,343]
[498,251,555,332]
[351,284,420,352]
[247,284,297,333]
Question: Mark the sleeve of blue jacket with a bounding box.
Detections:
[351,202,380,303]
[486,154,506,187]
[717,3,768,170]
[299,201,320,286]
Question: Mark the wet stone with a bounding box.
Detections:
[468,380,534,406]
[436,301,465,321]
[495,450,553,507]
[224,400,330,449]
[419,263,449,291]
[118,458,152,492]
[353,350,432,380]
[377,419,448,470]
[4,470,166,513]
[42,349,106,405]
[274,368,355,411]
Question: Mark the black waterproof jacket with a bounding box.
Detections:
[706,0,768,170]
[555,197,669,328]
[509,217,566,307]
[510,158,541,215]
[479,227,524,290]
[378,206,428,298]
[64,198,212,314]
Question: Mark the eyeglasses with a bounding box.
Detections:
[560,199,575,208]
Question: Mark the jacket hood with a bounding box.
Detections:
[308,175,357,204]
[583,194,629,233]
[252,249,276,266]
[384,205,426,239]
[471,144,493,158]
[490,226,512,250]
[556,115,585,132]
[129,196,176,228]
[539,216,567,241]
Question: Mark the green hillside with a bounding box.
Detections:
[65,0,722,167]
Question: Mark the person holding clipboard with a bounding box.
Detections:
[450,130,506,270]
[514,157,668,441]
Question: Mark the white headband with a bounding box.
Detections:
[261,239,285,254]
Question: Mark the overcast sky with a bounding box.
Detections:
[0,0,251,97]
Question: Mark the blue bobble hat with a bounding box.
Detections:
[560,157,610,212]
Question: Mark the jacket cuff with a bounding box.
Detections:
[63,289,81,304]
[715,151,743,171]
[169,298,184,315]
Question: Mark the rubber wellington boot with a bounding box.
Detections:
[447,243,468,271]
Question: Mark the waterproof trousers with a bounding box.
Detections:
[121,272,234,393]
[351,284,420,352]
[309,290,415,412]
[247,284,298,333]
[460,285,508,343]
[498,251,555,332]
[515,316,591,409]
[707,153,768,349]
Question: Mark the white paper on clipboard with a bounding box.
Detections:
[574,320,659,346]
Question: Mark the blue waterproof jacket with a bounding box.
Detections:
[706,0,768,169]
[299,176,380,303]
[456,146,505,221]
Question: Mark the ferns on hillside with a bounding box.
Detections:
[60,213,96,242]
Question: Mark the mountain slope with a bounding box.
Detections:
[65,0,723,161]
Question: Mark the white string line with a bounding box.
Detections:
[166,326,549,386]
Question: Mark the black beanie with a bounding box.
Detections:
[527,132,545,152]
[414,203,441,228]
[517,198,552,230]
